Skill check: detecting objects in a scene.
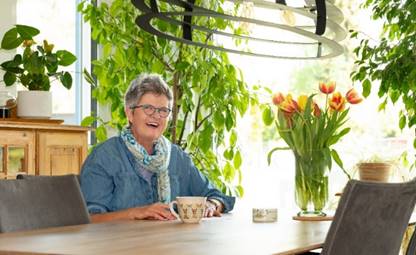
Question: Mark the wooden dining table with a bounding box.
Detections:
[0,210,331,255]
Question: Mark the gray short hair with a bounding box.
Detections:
[124,73,173,109]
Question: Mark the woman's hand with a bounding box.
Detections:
[127,203,176,221]
[204,200,223,217]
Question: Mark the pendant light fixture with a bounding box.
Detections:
[132,0,347,60]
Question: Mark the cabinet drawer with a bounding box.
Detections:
[0,130,35,145]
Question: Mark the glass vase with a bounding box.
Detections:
[294,149,329,217]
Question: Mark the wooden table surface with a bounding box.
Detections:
[0,212,331,255]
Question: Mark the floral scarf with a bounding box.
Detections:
[121,127,171,204]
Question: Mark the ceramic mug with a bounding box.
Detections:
[169,196,207,223]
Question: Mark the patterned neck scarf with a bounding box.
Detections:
[121,127,171,204]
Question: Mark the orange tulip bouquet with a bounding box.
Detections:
[269,82,362,216]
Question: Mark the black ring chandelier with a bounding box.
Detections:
[131,0,347,60]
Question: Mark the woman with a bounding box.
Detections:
[81,73,235,222]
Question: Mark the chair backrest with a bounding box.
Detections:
[322,179,416,255]
[17,173,81,184]
[0,174,90,233]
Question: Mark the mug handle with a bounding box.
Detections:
[169,201,180,219]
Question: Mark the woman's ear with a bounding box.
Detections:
[125,106,133,123]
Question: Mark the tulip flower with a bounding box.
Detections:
[280,94,298,115]
[319,82,336,94]
[272,92,285,105]
[346,88,363,104]
[329,92,346,111]
[297,95,320,116]
[297,95,308,112]
[313,102,321,117]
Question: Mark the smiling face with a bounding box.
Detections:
[125,93,170,152]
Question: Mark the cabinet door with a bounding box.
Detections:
[37,131,87,176]
[0,130,36,179]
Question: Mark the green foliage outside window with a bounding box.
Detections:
[351,0,416,151]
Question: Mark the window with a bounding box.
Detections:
[227,1,415,210]
[16,0,90,124]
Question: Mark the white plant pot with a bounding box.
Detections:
[17,91,52,118]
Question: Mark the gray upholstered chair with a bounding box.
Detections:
[17,173,81,184]
[317,179,416,255]
[0,174,90,233]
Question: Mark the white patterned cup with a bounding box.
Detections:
[169,196,207,223]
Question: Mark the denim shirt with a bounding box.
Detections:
[80,137,235,214]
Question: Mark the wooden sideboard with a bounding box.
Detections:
[0,120,89,179]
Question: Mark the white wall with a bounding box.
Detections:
[0,0,17,96]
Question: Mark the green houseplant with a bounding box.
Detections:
[0,24,77,118]
[350,0,416,158]
[78,0,256,196]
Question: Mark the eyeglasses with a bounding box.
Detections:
[130,104,171,118]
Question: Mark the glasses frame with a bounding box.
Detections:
[130,104,172,118]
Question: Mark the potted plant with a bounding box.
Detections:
[0,24,76,118]
[356,155,393,182]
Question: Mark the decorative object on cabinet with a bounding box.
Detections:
[17,91,52,119]
[0,91,16,119]
[0,24,77,118]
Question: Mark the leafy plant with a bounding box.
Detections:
[358,155,391,164]
[350,0,416,150]
[0,24,77,91]
[78,0,257,196]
